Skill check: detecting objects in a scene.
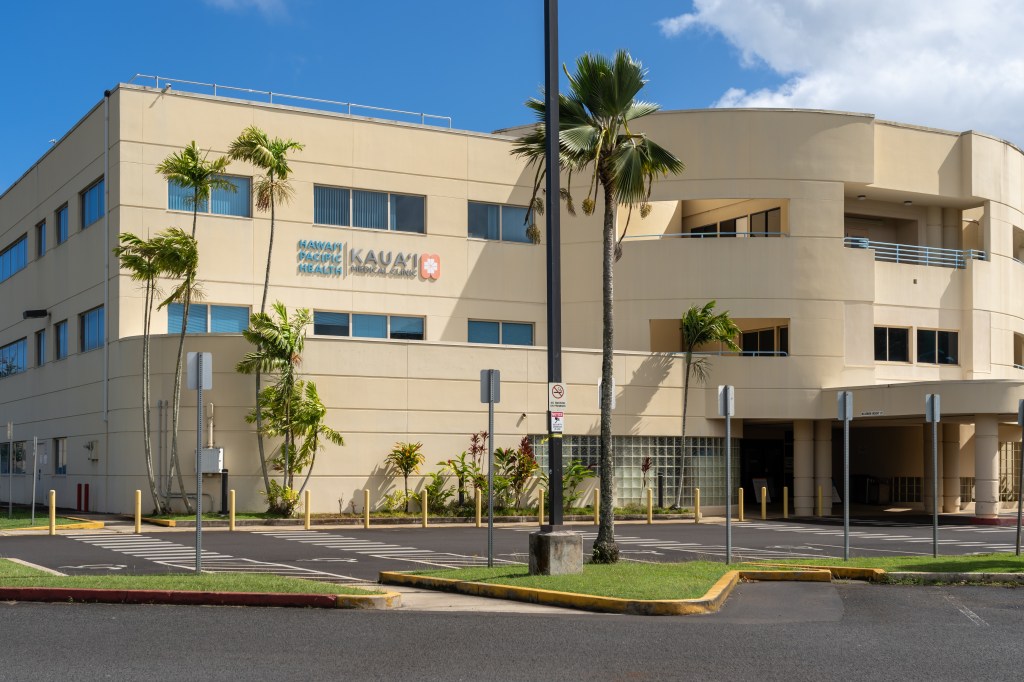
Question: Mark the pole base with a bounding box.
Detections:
[528,530,583,575]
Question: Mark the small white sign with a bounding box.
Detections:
[548,382,567,411]
[550,412,564,433]
[187,352,213,391]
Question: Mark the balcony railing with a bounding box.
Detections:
[844,237,986,269]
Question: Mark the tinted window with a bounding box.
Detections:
[353,190,388,230]
[80,307,104,352]
[501,322,533,346]
[211,176,249,217]
[390,194,425,233]
[82,179,104,228]
[168,303,209,334]
[468,202,500,240]
[210,305,249,333]
[390,316,424,340]
[468,320,500,344]
[353,314,387,338]
[314,186,350,226]
[314,311,350,336]
[501,205,531,243]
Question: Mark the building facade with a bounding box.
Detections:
[2,81,1023,517]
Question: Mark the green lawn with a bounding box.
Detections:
[416,561,746,600]
[0,510,78,530]
[0,560,380,595]
[760,553,1024,574]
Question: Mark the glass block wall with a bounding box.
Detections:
[999,442,1020,502]
[532,435,738,506]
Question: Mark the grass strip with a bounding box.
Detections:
[757,553,1024,574]
[0,511,79,530]
[415,561,771,600]
[0,560,380,595]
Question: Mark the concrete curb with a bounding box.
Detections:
[379,568,832,616]
[756,563,888,582]
[0,586,401,609]
[8,518,105,532]
[888,571,1024,584]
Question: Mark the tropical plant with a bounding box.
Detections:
[512,50,684,562]
[537,458,597,511]
[424,471,454,513]
[641,455,653,492]
[494,436,540,508]
[386,442,426,512]
[113,232,164,514]
[380,490,417,514]
[673,301,740,509]
[155,141,235,240]
[153,228,202,513]
[228,127,304,500]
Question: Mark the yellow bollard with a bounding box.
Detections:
[304,490,311,530]
[229,490,236,531]
[134,490,141,534]
[817,485,823,517]
[593,488,600,525]
[738,487,745,522]
[475,492,482,528]
[646,488,653,524]
[761,486,767,520]
[695,488,701,524]
[363,489,370,529]
[783,486,789,520]
[538,489,545,526]
[48,490,55,536]
[421,490,429,528]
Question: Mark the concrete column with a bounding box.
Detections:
[814,420,833,514]
[942,208,961,250]
[794,420,814,516]
[942,423,961,513]
[974,415,1000,517]
[926,206,943,248]
[922,424,943,512]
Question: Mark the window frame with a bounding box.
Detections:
[81,177,105,229]
[53,437,67,476]
[874,326,911,363]
[312,309,425,341]
[55,204,69,244]
[313,184,426,234]
[468,319,534,346]
[79,306,105,353]
[917,328,959,365]
[0,338,28,379]
[467,201,533,243]
[0,234,28,284]
[35,329,46,366]
[35,220,46,258]
[167,174,252,218]
[54,320,68,360]
[166,303,251,334]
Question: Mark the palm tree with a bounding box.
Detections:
[289,381,344,497]
[154,228,202,513]
[155,141,235,239]
[673,301,741,509]
[236,302,310,508]
[512,50,684,563]
[113,232,165,514]
[386,442,426,512]
[228,127,304,498]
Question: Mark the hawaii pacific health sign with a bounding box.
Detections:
[296,239,441,281]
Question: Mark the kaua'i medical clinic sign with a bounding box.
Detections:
[296,239,440,281]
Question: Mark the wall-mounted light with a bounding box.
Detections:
[856,194,866,201]
[22,309,48,319]
[904,200,913,206]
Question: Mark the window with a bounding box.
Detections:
[0,338,27,378]
[0,441,26,475]
[167,303,250,334]
[917,329,958,365]
[80,306,104,352]
[36,220,46,257]
[741,329,777,356]
[313,311,424,340]
[35,329,46,366]
[0,235,28,284]
[56,205,69,244]
[168,175,251,217]
[750,208,781,236]
[468,320,534,346]
[467,202,532,243]
[55,320,68,360]
[874,326,910,363]
[690,223,718,238]
[314,185,425,233]
[54,438,67,476]
[81,178,104,229]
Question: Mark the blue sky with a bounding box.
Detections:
[3,1,1023,193]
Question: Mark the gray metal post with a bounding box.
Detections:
[195,353,203,573]
[844,415,850,560]
[1017,399,1023,556]
[932,418,939,558]
[7,421,12,518]
[725,410,732,565]
[487,370,495,568]
[31,437,38,526]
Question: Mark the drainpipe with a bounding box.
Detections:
[103,89,111,512]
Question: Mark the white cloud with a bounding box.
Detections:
[660,0,1024,145]
[204,0,288,20]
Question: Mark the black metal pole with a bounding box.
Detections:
[657,472,664,509]
[544,0,563,529]
[221,469,229,515]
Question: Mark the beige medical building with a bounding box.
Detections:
[2,79,1024,518]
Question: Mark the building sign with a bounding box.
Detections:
[296,239,441,281]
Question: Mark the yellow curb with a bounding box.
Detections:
[336,591,403,609]
[8,518,105,532]
[141,518,177,527]
[379,568,833,616]
[753,563,888,582]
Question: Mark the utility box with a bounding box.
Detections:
[199,447,224,474]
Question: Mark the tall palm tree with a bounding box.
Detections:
[673,301,741,509]
[154,228,202,513]
[113,232,164,514]
[236,302,310,510]
[156,141,235,240]
[229,127,304,498]
[512,50,684,563]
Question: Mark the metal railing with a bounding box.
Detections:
[844,237,986,269]
[622,231,787,241]
[125,74,453,128]
[680,350,789,358]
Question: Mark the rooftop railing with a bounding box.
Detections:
[844,237,986,269]
[125,74,453,128]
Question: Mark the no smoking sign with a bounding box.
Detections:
[548,382,567,411]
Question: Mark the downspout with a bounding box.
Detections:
[103,90,111,511]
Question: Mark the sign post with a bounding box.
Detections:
[188,352,212,573]
[30,437,38,525]
[6,421,12,519]
[481,369,500,567]
[837,391,853,560]
[718,385,734,564]
[1017,400,1024,556]
[925,393,940,559]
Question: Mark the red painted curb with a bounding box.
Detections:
[0,587,339,608]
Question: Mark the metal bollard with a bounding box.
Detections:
[817,485,823,517]
[475,492,482,528]
[761,486,767,520]
[695,488,701,524]
[363,489,370,529]
[783,486,789,520]
[134,490,142,534]
[421,490,429,528]
[538,489,545,526]
[646,488,653,524]
[48,490,55,536]
[593,488,600,525]
[657,473,664,509]
[229,490,236,531]
[738,487,745,522]
[304,490,311,530]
